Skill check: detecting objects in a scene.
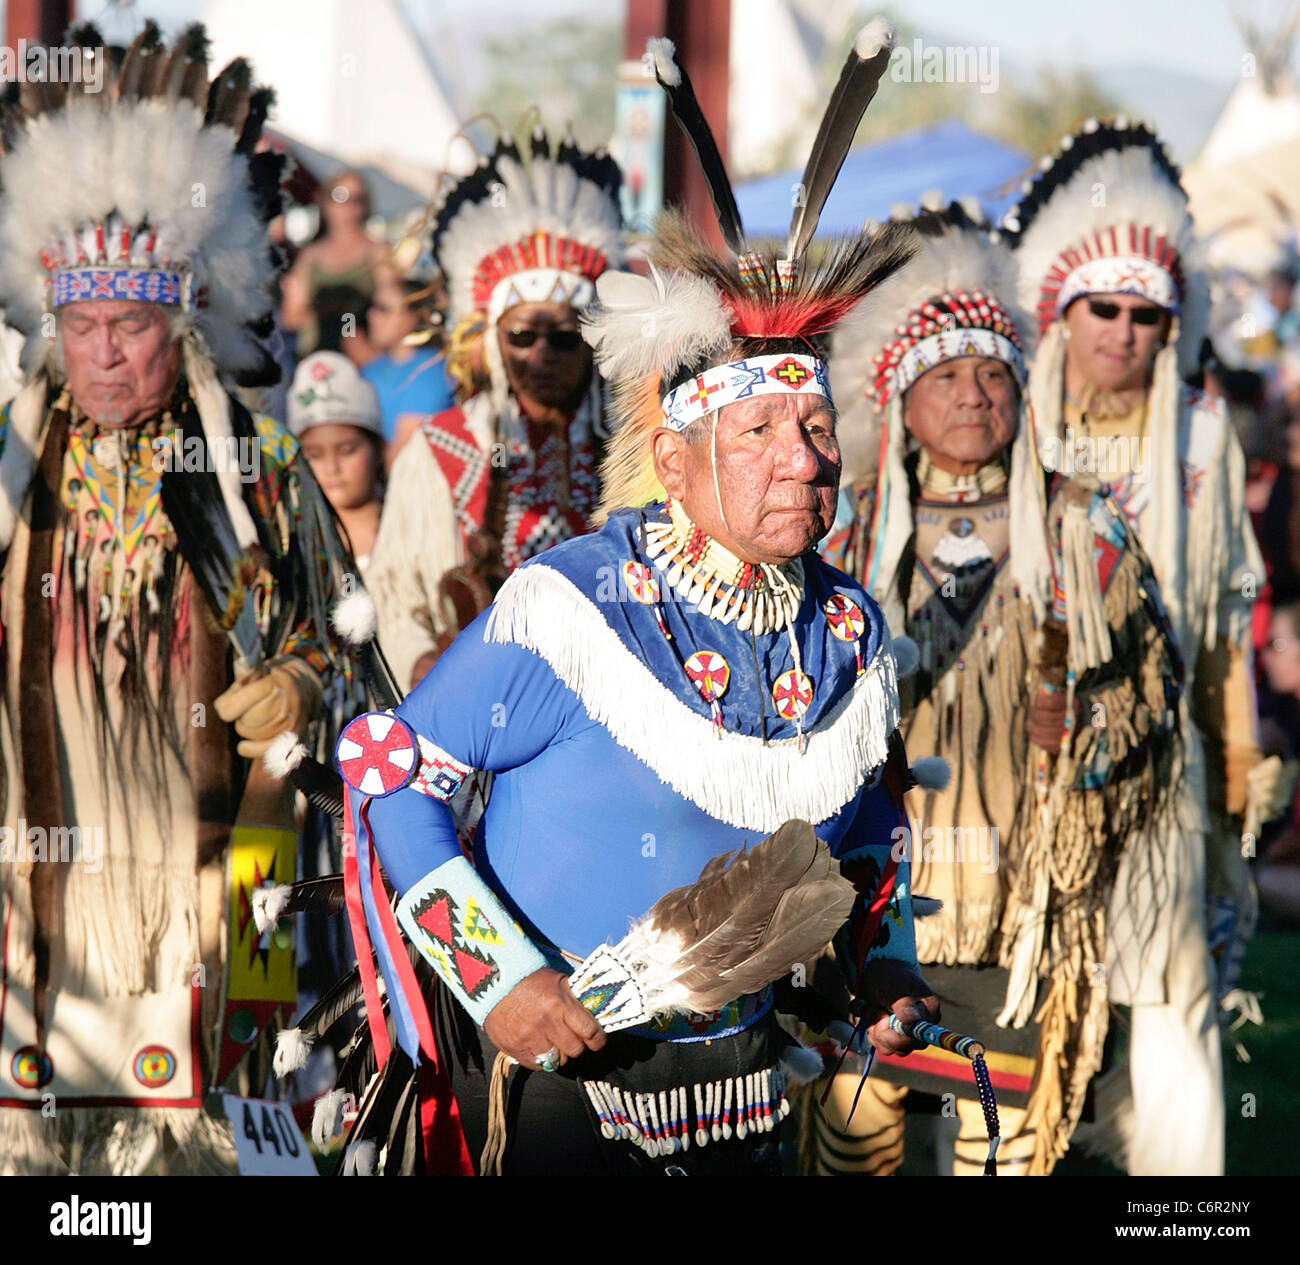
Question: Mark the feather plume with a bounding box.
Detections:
[116,20,164,101]
[332,589,379,644]
[579,820,855,1022]
[786,17,895,262]
[251,883,292,934]
[779,1042,827,1087]
[342,1138,377,1177]
[909,757,951,791]
[583,264,732,384]
[273,1026,313,1077]
[262,729,307,780]
[646,37,744,251]
[312,1088,349,1147]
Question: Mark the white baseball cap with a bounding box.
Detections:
[288,351,383,438]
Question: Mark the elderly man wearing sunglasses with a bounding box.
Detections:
[364,128,624,689]
[1010,120,1267,1177]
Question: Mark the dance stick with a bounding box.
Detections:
[888,1015,1001,1175]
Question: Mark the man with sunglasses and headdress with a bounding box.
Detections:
[1008,119,1267,1175]
[364,124,624,691]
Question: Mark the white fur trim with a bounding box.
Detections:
[332,588,379,645]
[646,37,682,87]
[909,756,951,791]
[312,1088,349,1148]
[262,730,307,780]
[855,16,896,59]
[779,1043,826,1088]
[251,883,293,934]
[343,1138,377,1176]
[272,1026,313,1077]
[0,373,47,550]
[484,566,900,832]
[891,634,919,679]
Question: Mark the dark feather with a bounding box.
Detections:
[649,39,744,252]
[117,20,164,100]
[289,754,346,819]
[238,87,276,156]
[285,872,347,918]
[342,1047,415,1173]
[206,57,252,132]
[296,958,366,1040]
[62,25,108,105]
[160,23,210,105]
[787,22,895,261]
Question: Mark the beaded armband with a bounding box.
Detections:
[397,855,548,1026]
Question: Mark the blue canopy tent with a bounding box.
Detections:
[733,119,1032,237]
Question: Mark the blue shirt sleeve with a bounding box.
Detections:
[367,603,581,894]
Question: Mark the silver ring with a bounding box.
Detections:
[533,1046,559,1071]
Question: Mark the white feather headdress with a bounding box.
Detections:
[1006,118,1208,378]
[0,22,285,551]
[431,125,625,331]
[1007,119,1209,643]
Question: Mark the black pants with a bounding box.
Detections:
[436,984,784,1176]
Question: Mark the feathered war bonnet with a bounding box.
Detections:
[0,20,285,551]
[829,197,1051,627]
[426,120,624,414]
[1006,117,1208,641]
[584,18,916,524]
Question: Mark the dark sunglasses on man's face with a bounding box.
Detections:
[504,327,583,351]
[1087,298,1164,325]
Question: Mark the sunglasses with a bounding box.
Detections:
[1087,298,1165,325]
[504,327,583,351]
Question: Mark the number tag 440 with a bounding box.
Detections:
[225,1095,317,1176]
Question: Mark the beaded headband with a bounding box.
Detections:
[42,214,198,312]
[867,288,1024,407]
[660,352,831,432]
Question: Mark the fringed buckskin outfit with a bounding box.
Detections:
[0,24,355,1173]
[1008,119,1264,1175]
[812,201,1180,1175]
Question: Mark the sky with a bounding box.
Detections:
[0,0,1265,83]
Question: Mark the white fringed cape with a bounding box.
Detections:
[484,563,901,833]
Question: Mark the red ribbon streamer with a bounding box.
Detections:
[342,787,391,1067]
